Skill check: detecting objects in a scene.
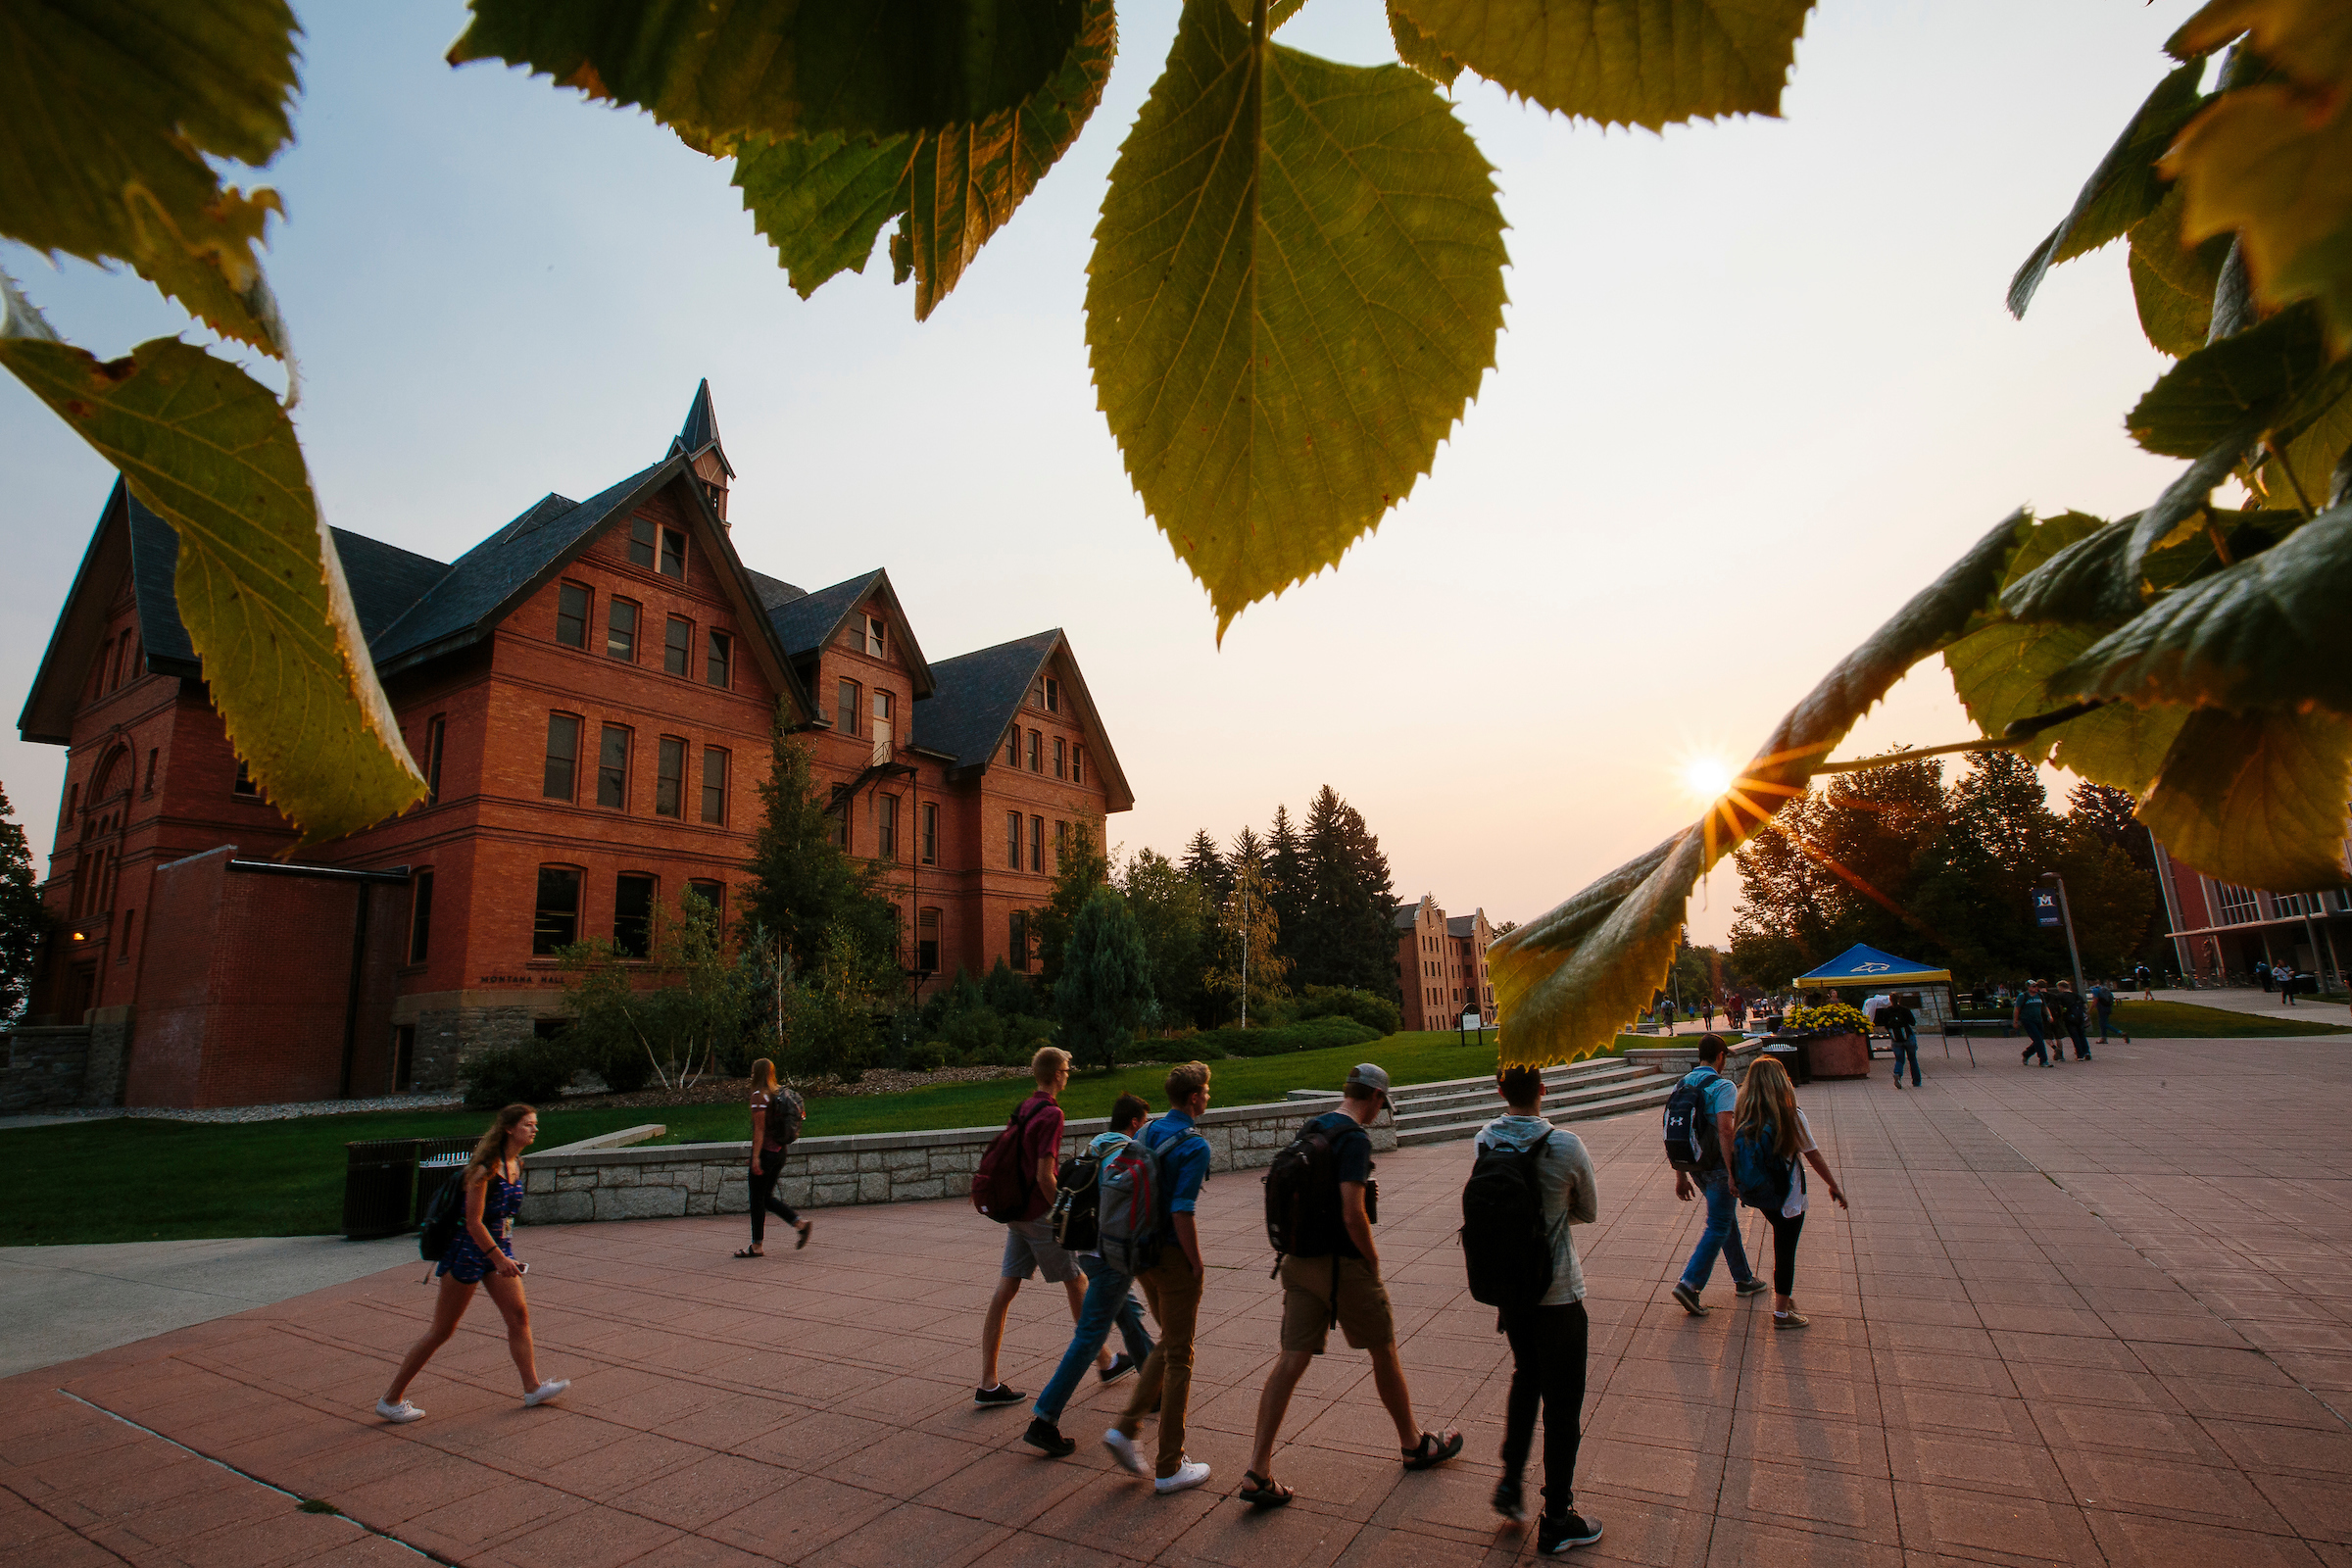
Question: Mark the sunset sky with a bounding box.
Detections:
[0,1,2199,948]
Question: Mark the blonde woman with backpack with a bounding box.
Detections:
[1731,1057,1846,1330]
[738,1058,812,1257]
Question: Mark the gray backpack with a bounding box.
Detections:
[1094,1134,1163,1276]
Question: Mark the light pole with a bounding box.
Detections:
[2039,872,2088,998]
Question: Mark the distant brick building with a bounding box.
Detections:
[2152,840,2349,986]
[19,384,1131,1106]
[1395,895,1494,1031]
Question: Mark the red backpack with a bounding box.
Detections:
[972,1098,1049,1223]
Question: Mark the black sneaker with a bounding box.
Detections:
[1099,1353,1140,1385]
[1734,1278,1769,1298]
[1670,1282,1707,1316]
[1022,1417,1076,1457]
[1539,1511,1603,1553]
[1492,1478,1526,1524]
[974,1384,1023,1406]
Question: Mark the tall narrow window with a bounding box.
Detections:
[234,760,259,797]
[1054,820,1069,868]
[660,527,687,579]
[664,615,692,676]
[607,598,638,662]
[701,746,728,824]
[597,723,630,809]
[878,795,899,861]
[1072,746,1084,786]
[1053,737,1066,779]
[1045,677,1060,712]
[837,678,859,736]
[423,715,446,805]
[1009,909,1029,972]
[544,713,580,799]
[706,628,732,688]
[118,908,135,964]
[1029,814,1043,872]
[687,878,725,919]
[613,873,655,958]
[1027,730,1042,772]
[861,612,885,656]
[556,582,590,647]
[1030,677,1046,709]
[918,907,940,973]
[1004,729,1019,765]
[832,807,850,852]
[1006,809,1021,869]
[142,750,158,796]
[393,1026,416,1093]
[920,802,938,865]
[629,517,658,568]
[655,737,685,817]
[533,865,582,955]
[408,869,434,963]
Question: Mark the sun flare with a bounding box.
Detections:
[1684,757,1735,801]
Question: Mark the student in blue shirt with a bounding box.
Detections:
[1102,1062,1216,1494]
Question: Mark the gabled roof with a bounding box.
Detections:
[1446,913,1481,938]
[767,568,935,700]
[1394,894,1437,931]
[743,567,807,614]
[919,629,1134,812]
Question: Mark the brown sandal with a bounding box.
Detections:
[733,1246,762,1258]
[1238,1470,1293,1508]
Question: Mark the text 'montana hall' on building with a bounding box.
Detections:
[15,384,1131,1109]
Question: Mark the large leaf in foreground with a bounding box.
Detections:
[450,0,1084,151]
[736,132,915,299]
[2128,189,2231,358]
[0,0,298,356]
[2137,707,2352,891]
[1087,0,1508,635]
[2127,302,2341,459]
[1491,513,2024,1067]
[0,283,422,846]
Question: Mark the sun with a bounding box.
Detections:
[1683,757,1735,801]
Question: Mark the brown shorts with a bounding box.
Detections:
[1279,1253,1395,1354]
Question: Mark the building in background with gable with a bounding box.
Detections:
[13,384,1130,1107]
[1394,895,1495,1031]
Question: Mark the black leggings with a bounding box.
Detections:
[750,1148,801,1244]
[1498,1299,1588,1517]
[1766,1208,1806,1298]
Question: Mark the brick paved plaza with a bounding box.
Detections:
[5,1035,2349,1566]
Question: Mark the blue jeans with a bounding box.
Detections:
[2022,1025,2048,1064]
[1678,1168,1756,1292]
[1033,1255,1153,1422]
[1888,1027,1919,1085]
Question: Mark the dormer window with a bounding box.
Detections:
[1045,677,1060,712]
[860,613,885,657]
[1029,677,1045,710]
[629,518,687,580]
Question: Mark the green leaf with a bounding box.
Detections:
[2128,187,2231,358]
[734,0,1114,318]
[450,0,1085,151]
[1493,512,2025,1067]
[2254,376,2352,511]
[2008,59,2208,321]
[0,280,424,847]
[1387,0,1815,131]
[1086,0,1509,635]
[2052,499,2352,717]
[1943,511,2189,796]
[0,0,299,357]
[2170,0,2352,84]
[1228,0,1312,29]
[2136,706,2352,892]
[2127,301,2338,459]
[1388,0,1463,88]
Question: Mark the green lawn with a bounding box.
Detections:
[1954,999,2350,1039]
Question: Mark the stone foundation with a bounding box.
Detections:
[2,1026,92,1114]
[406,1003,540,1092]
[517,1093,1392,1226]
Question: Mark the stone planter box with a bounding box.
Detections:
[1800,1031,1872,1080]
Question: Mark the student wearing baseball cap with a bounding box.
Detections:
[1236,1063,1461,1508]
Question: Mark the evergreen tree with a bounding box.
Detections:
[2066,780,2156,871]
[1295,786,1400,996]
[1180,829,1232,906]
[738,720,898,979]
[0,786,46,1022]
[1119,847,1209,1027]
[1034,817,1110,996]
[1264,805,1307,968]
[1229,824,1265,877]
[1056,885,1152,1069]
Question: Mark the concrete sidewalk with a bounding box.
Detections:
[2155,985,2352,1028]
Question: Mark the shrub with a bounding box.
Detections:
[463,1040,576,1108]
[1291,986,1401,1037]
[907,1040,952,1073]
[1190,1015,1381,1060]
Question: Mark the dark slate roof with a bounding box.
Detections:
[1446,914,1479,938]
[330,530,451,644]
[768,569,881,658]
[670,378,734,477]
[918,629,1060,770]
[125,490,197,673]
[370,463,665,671]
[1394,904,1423,931]
[744,566,808,614]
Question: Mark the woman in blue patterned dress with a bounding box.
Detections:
[376,1103,568,1422]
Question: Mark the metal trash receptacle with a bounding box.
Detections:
[414,1152,470,1226]
[1762,1041,1807,1086]
[343,1140,419,1239]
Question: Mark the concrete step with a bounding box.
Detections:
[1394,1077,1677,1148]
[1388,1063,1657,1132]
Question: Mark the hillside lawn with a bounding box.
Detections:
[4,1001,2334,1247]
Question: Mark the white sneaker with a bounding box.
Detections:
[523,1380,569,1407]
[1154,1459,1211,1494]
[1103,1428,1148,1476]
[374,1398,424,1423]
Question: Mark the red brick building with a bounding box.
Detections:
[2152,839,2349,987]
[17,384,1132,1106]
[1394,895,1495,1031]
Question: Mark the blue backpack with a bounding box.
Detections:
[1730,1120,1793,1213]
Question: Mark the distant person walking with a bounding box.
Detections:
[1666,1034,1766,1315]
[1882,998,1920,1088]
[1022,1094,1158,1458]
[1731,1056,1846,1329]
[2053,982,2093,1062]
[2089,980,2130,1045]
[1699,996,1717,1032]
[1239,1064,1461,1508]
[1657,996,1678,1034]
[2135,962,2154,1002]
[1470,1065,1604,1554]
[973,1048,1118,1406]
[2015,982,2053,1067]
[1726,993,1747,1031]
[376,1103,567,1422]
[1103,1062,1217,1494]
[2256,957,2274,993]
[737,1058,812,1257]
[2282,968,2305,1005]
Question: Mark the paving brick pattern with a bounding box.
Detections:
[4,1037,2350,1565]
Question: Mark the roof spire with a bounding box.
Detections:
[670,378,734,477]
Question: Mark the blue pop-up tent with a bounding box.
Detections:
[1795,944,1956,1026]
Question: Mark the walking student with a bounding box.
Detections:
[1474,1066,1604,1553]
[2015,982,2053,1067]
[1240,1064,1461,1508]
[1022,1094,1157,1457]
[2134,962,2154,1002]
[2053,982,2093,1061]
[377,1103,567,1421]
[737,1058,812,1257]
[1103,1061,1217,1494]
[974,1048,1118,1405]
[1731,1056,1847,1329]
[1881,997,1920,1088]
[1668,1034,1765,1314]
[2089,978,2130,1044]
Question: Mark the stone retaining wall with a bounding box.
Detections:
[518,1093,1388,1226]
[1,1027,92,1115]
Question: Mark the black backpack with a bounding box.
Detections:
[418,1169,469,1262]
[1661,1073,1720,1173]
[1051,1147,1104,1252]
[1459,1135,1555,1309]
[1263,1116,1347,1260]
[762,1087,806,1151]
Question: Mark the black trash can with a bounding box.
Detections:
[414,1150,471,1228]
[1762,1041,1808,1087]
[343,1140,420,1239]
